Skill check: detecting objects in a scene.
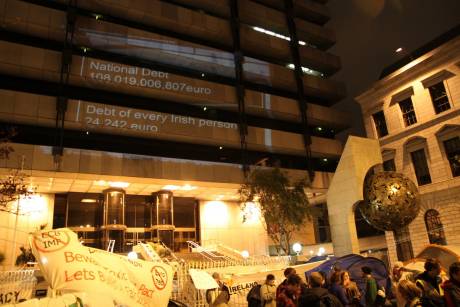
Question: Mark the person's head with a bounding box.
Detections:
[398,279,422,301]
[286,274,302,293]
[392,261,404,277]
[330,271,341,285]
[266,274,276,286]
[284,267,296,278]
[212,272,223,286]
[309,272,324,288]
[449,262,460,283]
[424,258,441,278]
[333,262,342,272]
[340,271,350,285]
[361,266,372,277]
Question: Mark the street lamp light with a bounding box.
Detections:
[292,243,302,256]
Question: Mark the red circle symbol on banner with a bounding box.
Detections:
[151,265,168,290]
[33,230,71,253]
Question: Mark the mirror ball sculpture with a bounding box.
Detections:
[359,171,420,232]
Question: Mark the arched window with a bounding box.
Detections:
[424,209,447,245]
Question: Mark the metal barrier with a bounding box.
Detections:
[171,255,291,306]
[0,270,37,303]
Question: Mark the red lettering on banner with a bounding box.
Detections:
[64,269,96,282]
[139,284,154,298]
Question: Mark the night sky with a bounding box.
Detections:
[327,0,460,138]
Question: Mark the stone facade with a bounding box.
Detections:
[356,34,460,266]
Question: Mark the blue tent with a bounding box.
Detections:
[305,254,391,303]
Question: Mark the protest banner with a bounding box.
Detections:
[29,228,173,307]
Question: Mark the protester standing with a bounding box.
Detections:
[206,272,230,307]
[398,280,423,307]
[442,262,460,307]
[260,274,276,307]
[415,258,444,306]
[362,266,378,306]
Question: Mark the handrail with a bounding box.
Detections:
[158,241,179,262]
[186,241,232,261]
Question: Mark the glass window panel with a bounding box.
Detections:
[53,194,67,228]
[67,193,102,228]
[173,197,196,228]
[383,159,396,172]
[372,111,388,138]
[428,82,450,114]
[424,209,447,245]
[410,149,432,185]
[443,137,460,177]
[399,97,417,126]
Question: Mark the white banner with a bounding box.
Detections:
[29,228,173,307]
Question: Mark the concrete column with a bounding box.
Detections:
[327,136,382,256]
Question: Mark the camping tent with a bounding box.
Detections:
[305,254,391,303]
[404,244,460,272]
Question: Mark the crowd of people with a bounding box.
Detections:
[205,258,460,307]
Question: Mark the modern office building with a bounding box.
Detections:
[0,0,350,264]
[356,25,460,265]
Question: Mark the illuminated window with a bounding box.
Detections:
[399,98,417,126]
[383,159,396,171]
[372,111,388,138]
[425,209,446,245]
[410,149,431,185]
[428,82,450,114]
[443,137,460,177]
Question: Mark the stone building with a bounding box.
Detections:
[356,26,460,265]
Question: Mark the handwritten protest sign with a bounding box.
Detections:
[29,228,173,307]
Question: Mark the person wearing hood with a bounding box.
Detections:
[299,272,343,307]
[442,262,460,307]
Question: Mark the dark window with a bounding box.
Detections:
[399,98,417,126]
[443,137,460,177]
[125,195,149,227]
[383,159,396,171]
[314,204,331,243]
[66,193,102,227]
[355,206,384,238]
[410,149,432,185]
[395,226,414,261]
[428,82,450,114]
[424,209,447,245]
[372,111,388,138]
[173,197,196,228]
[53,194,68,228]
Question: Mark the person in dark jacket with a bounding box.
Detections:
[277,274,305,307]
[276,267,297,299]
[442,262,460,307]
[330,269,350,306]
[299,272,343,307]
[415,258,444,306]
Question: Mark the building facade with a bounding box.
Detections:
[0,0,349,266]
[356,26,460,265]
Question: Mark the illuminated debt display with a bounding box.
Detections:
[88,61,213,95]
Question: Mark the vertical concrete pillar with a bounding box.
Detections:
[327,136,382,256]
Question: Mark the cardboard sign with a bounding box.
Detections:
[188,269,218,290]
[29,228,173,307]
